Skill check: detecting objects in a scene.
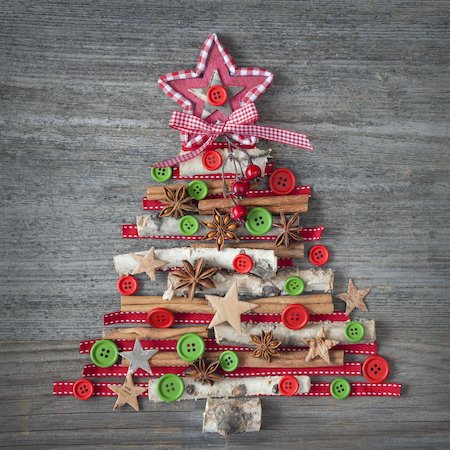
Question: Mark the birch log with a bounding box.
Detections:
[148,375,310,402]
[178,146,271,177]
[136,214,279,238]
[203,398,262,436]
[214,319,376,346]
[164,268,334,299]
[113,247,278,278]
[121,350,344,368]
[191,241,305,259]
[120,293,334,315]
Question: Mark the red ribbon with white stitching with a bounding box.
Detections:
[153,104,313,168]
[53,381,401,397]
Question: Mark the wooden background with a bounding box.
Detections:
[1,0,449,448]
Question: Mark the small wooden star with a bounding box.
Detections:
[303,327,338,364]
[131,247,168,281]
[108,374,147,412]
[206,282,257,334]
[335,279,370,315]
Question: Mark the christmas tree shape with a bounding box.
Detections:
[53,34,401,436]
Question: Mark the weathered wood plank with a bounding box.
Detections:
[0,0,449,448]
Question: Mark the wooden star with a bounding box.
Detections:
[303,327,338,364]
[335,279,370,315]
[119,339,159,375]
[206,282,257,334]
[108,374,147,412]
[131,247,168,281]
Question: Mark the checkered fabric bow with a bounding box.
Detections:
[152,104,313,168]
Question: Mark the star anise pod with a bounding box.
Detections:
[171,257,218,301]
[185,357,223,386]
[273,212,303,249]
[250,329,282,363]
[159,185,197,218]
[201,208,240,251]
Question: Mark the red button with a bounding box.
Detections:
[232,254,254,274]
[269,168,296,195]
[207,85,228,106]
[147,308,175,328]
[73,379,94,400]
[117,275,138,295]
[279,375,299,396]
[362,356,390,383]
[308,245,329,266]
[202,149,223,171]
[281,304,309,330]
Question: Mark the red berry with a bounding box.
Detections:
[245,164,262,180]
[231,205,248,220]
[231,179,250,196]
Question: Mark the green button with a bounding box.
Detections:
[156,373,185,403]
[90,339,119,368]
[176,333,205,362]
[330,378,351,400]
[245,207,273,236]
[344,321,365,342]
[151,166,173,183]
[284,276,305,295]
[178,215,200,236]
[219,350,239,372]
[187,180,208,200]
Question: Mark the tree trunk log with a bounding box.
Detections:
[203,398,262,436]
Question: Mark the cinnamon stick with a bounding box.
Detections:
[198,195,309,215]
[147,180,257,201]
[102,326,208,340]
[190,241,304,259]
[120,293,334,314]
[122,350,344,368]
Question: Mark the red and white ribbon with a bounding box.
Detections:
[103,311,349,326]
[153,104,313,168]
[53,381,401,397]
[79,338,377,356]
[82,362,362,379]
[121,223,324,241]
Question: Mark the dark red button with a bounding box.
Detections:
[279,375,299,396]
[117,275,138,295]
[147,308,175,328]
[73,379,94,400]
[232,254,254,274]
[269,168,296,195]
[362,356,390,383]
[207,85,228,106]
[308,245,329,266]
[281,304,309,330]
[202,149,223,171]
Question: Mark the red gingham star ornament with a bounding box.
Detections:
[158,33,274,150]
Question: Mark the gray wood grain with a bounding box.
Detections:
[1,0,449,448]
